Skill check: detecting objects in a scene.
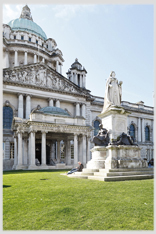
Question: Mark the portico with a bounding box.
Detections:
[12,107,92,170]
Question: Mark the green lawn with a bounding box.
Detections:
[3,170,154,230]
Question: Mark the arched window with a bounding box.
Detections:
[129,124,135,141]
[145,126,150,141]
[3,106,13,129]
[94,120,100,136]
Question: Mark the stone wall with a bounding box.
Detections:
[3,159,14,171]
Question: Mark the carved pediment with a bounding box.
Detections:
[3,63,87,96]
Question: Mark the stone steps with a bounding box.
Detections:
[88,174,154,182]
[66,168,154,182]
[94,170,153,177]
[102,168,153,172]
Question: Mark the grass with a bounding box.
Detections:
[3,170,154,230]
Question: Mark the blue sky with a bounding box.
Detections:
[3,4,154,106]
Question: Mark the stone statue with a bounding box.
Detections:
[110,132,138,146]
[102,71,123,112]
[93,124,109,146]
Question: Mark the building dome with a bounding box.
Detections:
[7,5,47,41]
[39,106,70,116]
[8,18,47,41]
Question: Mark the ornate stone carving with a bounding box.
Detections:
[3,64,83,95]
[110,132,138,146]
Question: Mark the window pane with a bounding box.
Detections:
[129,124,135,140]
[3,106,13,129]
[94,120,100,136]
[145,126,150,141]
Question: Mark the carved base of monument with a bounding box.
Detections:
[86,145,148,170]
[99,106,130,141]
[87,146,107,169]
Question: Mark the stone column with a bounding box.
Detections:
[138,118,141,142]
[18,93,23,118]
[75,73,78,85]
[87,136,91,161]
[16,131,23,169]
[141,118,145,142]
[74,134,78,166]
[80,74,83,87]
[50,141,55,164]
[26,95,31,119]
[5,49,9,68]
[83,74,86,88]
[41,131,47,166]
[13,136,18,169]
[42,57,45,63]
[66,140,71,165]
[81,104,86,118]
[78,135,83,163]
[60,64,62,74]
[75,103,80,116]
[49,98,54,107]
[56,61,59,72]
[57,140,61,163]
[56,99,60,108]
[34,53,37,63]
[24,51,27,65]
[82,135,87,165]
[27,138,29,165]
[23,138,28,165]
[14,50,18,66]
[28,131,36,168]
[71,72,73,82]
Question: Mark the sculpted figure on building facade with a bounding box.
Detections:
[47,73,52,87]
[52,77,57,88]
[22,71,28,83]
[10,70,18,81]
[4,71,9,80]
[30,68,36,84]
[102,71,123,112]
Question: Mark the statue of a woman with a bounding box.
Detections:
[102,71,122,112]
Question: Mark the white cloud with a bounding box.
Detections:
[52,4,97,21]
[3,4,22,23]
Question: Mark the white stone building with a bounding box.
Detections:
[3,5,154,170]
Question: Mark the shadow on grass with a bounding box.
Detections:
[3,169,70,175]
[3,185,11,188]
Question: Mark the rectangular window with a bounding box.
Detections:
[47,45,48,48]
[29,37,31,42]
[21,36,24,40]
[36,40,38,44]
[42,43,44,47]
[10,142,14,159]
[14,35,16,39]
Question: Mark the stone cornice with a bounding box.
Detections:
[4,42,64,62]
[13,120,92,136]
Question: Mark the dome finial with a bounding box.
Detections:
[20,5,33,21]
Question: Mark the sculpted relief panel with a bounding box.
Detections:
[3,66,79,94]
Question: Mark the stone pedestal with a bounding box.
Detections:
[87,145,148,170]
[105,145,118,169]
[99,106,130,141]
[87,146,107,169]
